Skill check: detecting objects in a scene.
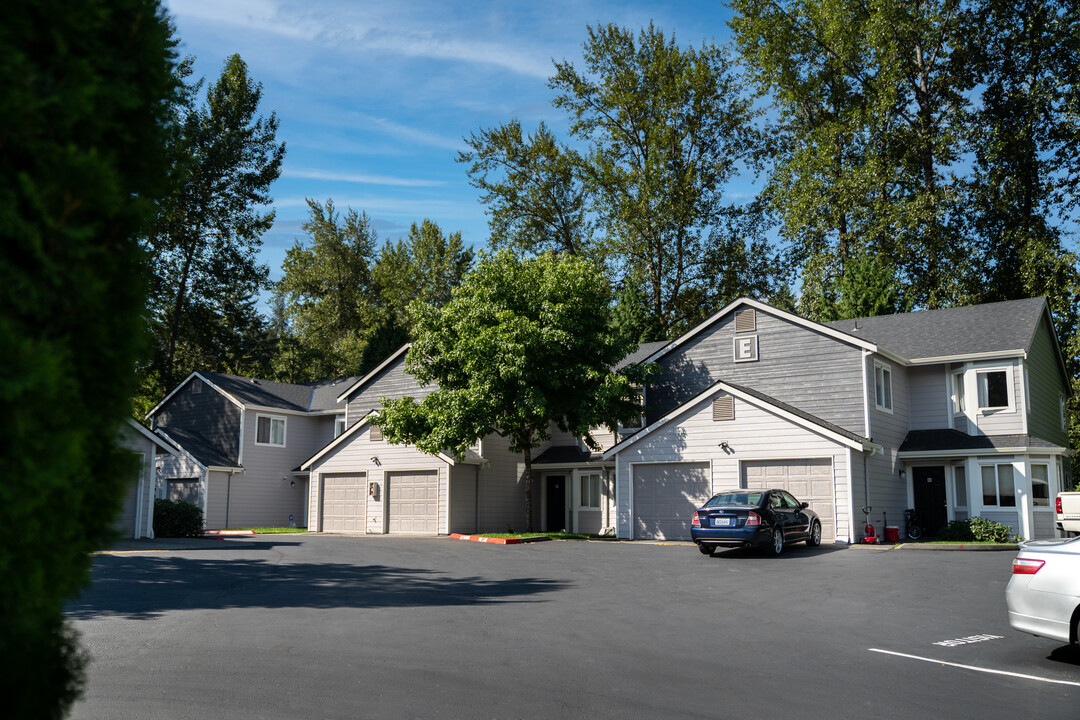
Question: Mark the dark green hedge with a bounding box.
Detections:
[153,500,205,538]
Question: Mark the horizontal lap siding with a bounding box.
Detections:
[864,355,910,540]
[154,381,240,465]
[909,365,948,430]
[116,426,157,538]
[476,434,528,532]
[616,393,852,541]
[1026,319,1069,446]
[649,310,866,435]
[973,359,1025,436]
[345,356,432,425]
[236,413,321,527]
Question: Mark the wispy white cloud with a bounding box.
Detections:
[284,168,446,187]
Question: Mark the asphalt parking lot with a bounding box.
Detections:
[67,535,1079,719]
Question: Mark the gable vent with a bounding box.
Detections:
[735,308,756,333]
[370,425,383,441]
[712,395,734,422]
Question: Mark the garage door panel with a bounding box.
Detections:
[388,470,438,534]
[633,462,711,541]
[323,473,366,533]
[743,459,835,541]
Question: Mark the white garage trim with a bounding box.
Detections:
[320,472,369,533]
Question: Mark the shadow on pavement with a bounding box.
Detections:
[67,553,567,620]
[1047,644,1080,666]
[706,544,851,561]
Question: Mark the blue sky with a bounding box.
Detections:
[164,0,739,285]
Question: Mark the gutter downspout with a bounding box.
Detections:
[225,468,236,530]
[134,455,144,539]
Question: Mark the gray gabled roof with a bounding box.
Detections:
[155,426,237,469]
[199,372,360,413]
[823,296,1048,361]
[898,429,1065,453]
[614,341,669,371]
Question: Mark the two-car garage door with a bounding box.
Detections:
[632,459,836,542]
[321,470,439,534]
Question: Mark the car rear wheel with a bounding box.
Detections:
[698,543,714,556]
[806,521,822,547]
[766,528,784,556]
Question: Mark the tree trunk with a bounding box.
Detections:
[522,426,535,532]
[164,233,197,389]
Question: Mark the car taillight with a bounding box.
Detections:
[692,512,701,527]
[1013,558,1045,575]
[746,511,761,526]
[1057,497,1063,514]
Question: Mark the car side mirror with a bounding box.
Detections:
[800,502,809,510]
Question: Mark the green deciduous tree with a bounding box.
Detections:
[729,0,977,317]
[145,53,285,392]
[0,0,177,715]
[550,23,775,336]
[459,120,594,257]
[377,251,649,530]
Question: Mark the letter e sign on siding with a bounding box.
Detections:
[733,335,758,363]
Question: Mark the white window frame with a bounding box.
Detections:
[578,472,602,510]
[980,463,1016,508]
[1031,463,1050,508]
[975,367,1014,413]
[255,413,287,447]
[334,415,346,438]
[951,371,965,414]
[1061,395,1068,431]
[952,465,968,510]
[874,361,893,413]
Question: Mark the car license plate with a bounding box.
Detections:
[713,517,733,527]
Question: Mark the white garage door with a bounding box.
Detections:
[633,462,711,540]
[388,470,439,534]
[742,459,835,541]
[322,473,367,533]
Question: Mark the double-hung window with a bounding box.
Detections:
[874,361,893,412]
[579,473,601,509]
[981,464,1016,507]
[256,414,286,447]
[334,416,346,437]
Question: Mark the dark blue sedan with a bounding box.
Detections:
[691,488,822,556]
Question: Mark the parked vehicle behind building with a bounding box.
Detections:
[1055,492,1080,535]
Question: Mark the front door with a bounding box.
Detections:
[913,466,948,536]
[546,475,566,532]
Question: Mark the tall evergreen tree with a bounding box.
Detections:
[145,53,285,392]
[0,0,177,715]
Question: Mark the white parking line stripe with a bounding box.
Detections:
[869,648,1080,688]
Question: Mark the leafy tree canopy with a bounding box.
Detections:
[377,251,651,529]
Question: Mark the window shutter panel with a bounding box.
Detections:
[370,425,382,441]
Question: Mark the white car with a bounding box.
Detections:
[1006,537,1080,645]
